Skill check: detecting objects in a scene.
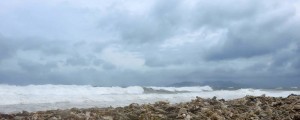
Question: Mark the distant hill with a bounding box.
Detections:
[168,81,248,90]
[201,81,248,89]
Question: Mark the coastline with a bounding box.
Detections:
[0,94,299,120]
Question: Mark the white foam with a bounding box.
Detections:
[149,86,213,92]
[0,84,299,113]
[0,84,144,105]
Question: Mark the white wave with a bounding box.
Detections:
[0,84,299,113]
[0,84,144,105]
[148,86,213,92]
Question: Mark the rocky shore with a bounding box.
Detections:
[0,94,299,120]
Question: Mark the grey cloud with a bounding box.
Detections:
[98,0,186,44]
[206,2,299,60]
[0,0,299,87]
[99,0,263,44]
[292,59,300,70]
[143,46,201,67]
[66,56,89,66]
[273,43,300,70]
[92,58,116,70]
[99,14,173,44]
[292,44,300,69]
[99,0,300,65]
[189,0,260,28]
[18,60,58,73]
[101,62,116,70]
[21,39,68,55]
[0,35,16,61]
[0,35,70,61]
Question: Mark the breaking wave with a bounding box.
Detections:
[149,86,213,92]
[0,84,299,113]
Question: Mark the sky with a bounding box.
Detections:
[0,0,299,87]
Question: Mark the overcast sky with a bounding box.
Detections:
[0,0,299,86]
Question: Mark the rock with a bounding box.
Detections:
[32,113,39,120]
[14,116,23,120]
[288,94,298,98]
[294,114,300,120]
[178,108,187,114]
[155,100,169,105]
[102,116,113,120]
[184,114,191,120]
[21,111,30,116]
[177,108,189,118]
[153,108,167,113]
[210,113,224,120]
[58,110,71,118]
[271,102,283,107]
[85,111,91,120]
[212,96,217,100]
[0,94,299,120]
[0,114,14,119]
[165,106,177,112]
[49,116,58,120]
[129,103,139,108]
[293,105,300,111]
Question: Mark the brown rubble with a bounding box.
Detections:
[0,94,299,120]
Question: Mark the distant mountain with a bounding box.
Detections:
[168,81,248,90]
[201,81,248,90]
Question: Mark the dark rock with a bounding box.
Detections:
[0,94,299,120]
[0,114,14,119]
[294,114,300,120]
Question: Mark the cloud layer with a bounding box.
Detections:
[0,0,299,87]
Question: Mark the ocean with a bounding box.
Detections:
[0,84,299,113]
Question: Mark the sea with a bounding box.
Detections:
[0,84,299,113]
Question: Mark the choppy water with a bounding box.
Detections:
[0,84,299,113]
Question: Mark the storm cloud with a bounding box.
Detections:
[0,0,299,87]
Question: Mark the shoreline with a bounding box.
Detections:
[0,94,299,120]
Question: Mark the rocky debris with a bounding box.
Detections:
[0,95,299,120]
[294,105,300,111]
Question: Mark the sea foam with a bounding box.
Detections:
[0,84,299,113]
